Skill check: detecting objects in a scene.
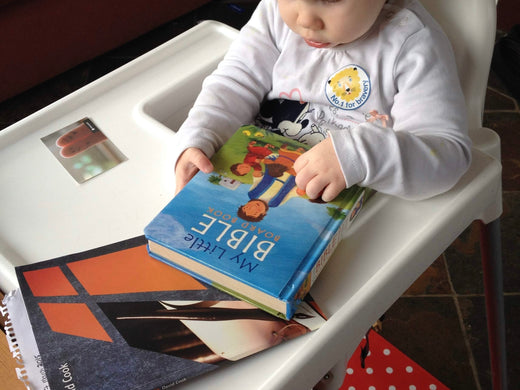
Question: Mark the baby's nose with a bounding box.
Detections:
[297,10,324,31]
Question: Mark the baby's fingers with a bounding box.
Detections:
[320,182,344,202]
[294,162,314,194]
[189,149,213,174]
[175,148,213,194]
[299,175,324,200]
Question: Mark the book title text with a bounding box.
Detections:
[187,209,280,269]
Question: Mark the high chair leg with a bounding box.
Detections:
[479,219,508,390]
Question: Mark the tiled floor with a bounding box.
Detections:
[0,1,518,389]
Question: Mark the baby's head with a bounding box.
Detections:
[278,0,387,48]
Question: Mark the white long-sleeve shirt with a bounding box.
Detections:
[175,0,471,200]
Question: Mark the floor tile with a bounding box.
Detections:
[403,256,453,296]
[504,294,520,388]
[445,192,520,295]
[483,112,520,191]
[445,221,484,295]
[379,297,476,389]
[487,70,510,97]
[459,294,520,389]
[485,85,518,111]
[500,191,520,293]
[458,296,492,389]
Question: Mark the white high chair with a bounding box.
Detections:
[184,0,506,388]
[0,0,505,389]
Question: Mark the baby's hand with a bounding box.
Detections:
[175,148,214,194]
[294,137,346,202]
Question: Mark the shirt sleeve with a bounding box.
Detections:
[329,25,472,200]
[172,0,281,164]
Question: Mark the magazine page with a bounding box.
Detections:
[2,289,48,390]
[11,236,325,389]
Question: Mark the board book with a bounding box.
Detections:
[5,236,325,390]
[145,125,371,319]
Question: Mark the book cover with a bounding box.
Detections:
[12,236,325,390]
[145,125,370,319]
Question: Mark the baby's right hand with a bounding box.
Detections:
[175,148,214,194]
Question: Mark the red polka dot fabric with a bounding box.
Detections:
[341,331,449,390]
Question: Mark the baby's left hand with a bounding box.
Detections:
[294,137,346,202]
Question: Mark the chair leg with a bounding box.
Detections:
[479,219,508,390]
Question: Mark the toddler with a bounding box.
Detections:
[174,0,471,202]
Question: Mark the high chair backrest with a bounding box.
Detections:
[420,0,497,130]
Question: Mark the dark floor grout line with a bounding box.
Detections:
[400,294,481,298]
[485,109,520,114]
[401,292,520,298]
[487,86,520,109]
[453,295,483,390]
[443,254,483,390]
[399,295,520,303]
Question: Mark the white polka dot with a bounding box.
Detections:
[366,367,374,374]
[346,368,354,375]
[389,386,396,390]
[410,386,416,390]
[386,367,393,374]
[429,385,437,390]
[369,387,376,390]
[367,351,372,356]
[348,387,356,390]
[406,366,414,373]
[383,349,391,355]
